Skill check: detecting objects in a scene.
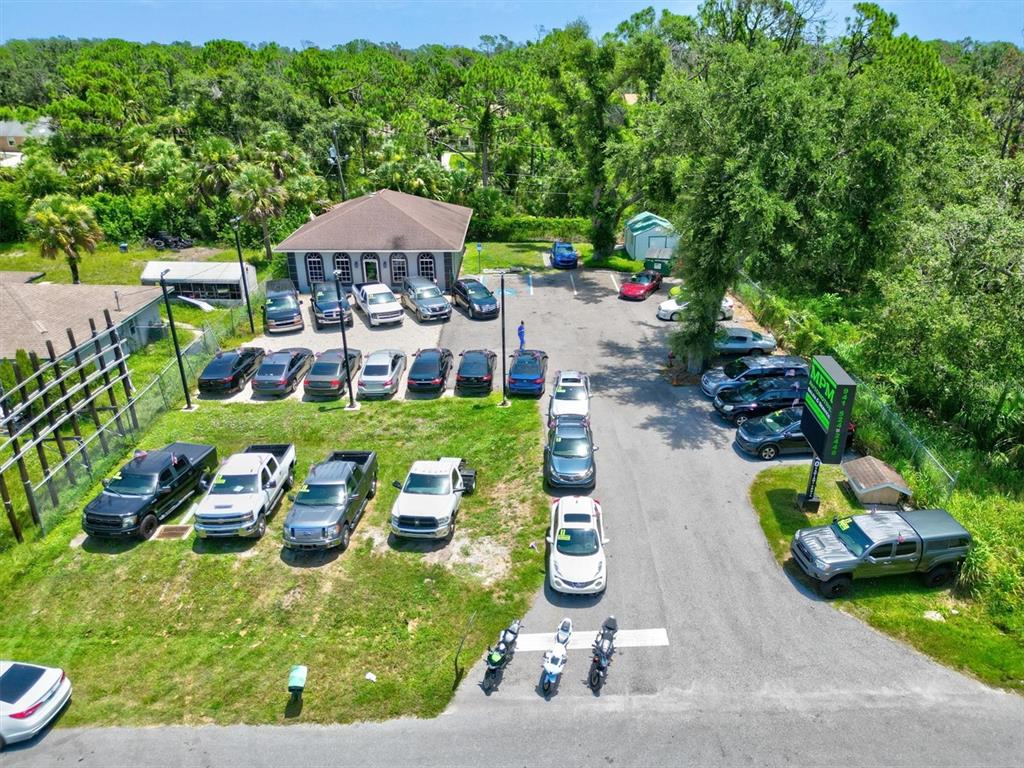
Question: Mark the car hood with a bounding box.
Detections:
[469,295,497,308]
[658,298,684,312]
[552,551,604,582]
[796,527,855,564]
[195,492,262,519]
[391,493,454,519]
[415,296,449,310]
[265,306,301,321]
[550,455,593,476]
[550,400,589,419]
[718,388,752,404]
[702,369,729,385]
[737,420,773,442]
[85,491,152,517]
[285,503,343,528]
[620,283,646,294]
[368,299,402,313]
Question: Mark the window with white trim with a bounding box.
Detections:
[306,252,325,285]
[390,254,408,286]
[418,253,435,281]
[333,253,352,285]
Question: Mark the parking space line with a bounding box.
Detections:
[180,503,197,525]
[610,272,619,292]
[569,272,577,297]
[513,627,669,653]
[527,272,534,296]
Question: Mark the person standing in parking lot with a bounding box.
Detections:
[518,320,525,350]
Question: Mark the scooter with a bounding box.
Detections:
[541,617,573,696]
[588,616,618,691]
[482,618,523,692]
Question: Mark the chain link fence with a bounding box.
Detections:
[21,298,260,539]
[733,272,958,503]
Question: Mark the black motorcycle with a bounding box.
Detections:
[588,616,618,691]
[482,618,522,692]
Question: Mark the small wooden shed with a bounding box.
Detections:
[841,456,912,506]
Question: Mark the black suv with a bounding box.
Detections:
[700,355,807,398]
[310,281,354,329]
[407,348,455,393]
[713,377,808,425]
[263,279,304,333]
[452,279,499,319]
[197,348,265,394]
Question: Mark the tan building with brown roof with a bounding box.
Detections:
[274,189,473,292]
[0,282,163,361]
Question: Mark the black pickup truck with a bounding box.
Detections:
[282,450,378,551]
[82,442,218,540]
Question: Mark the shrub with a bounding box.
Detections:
[469,214,590,242]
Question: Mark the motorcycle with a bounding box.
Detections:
[541,617,573,696]
[482,618,522,692]
[588,616,618,691]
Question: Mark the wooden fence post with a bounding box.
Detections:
[0,378,41,528]
[104,309,138,431]
[0,472,23,543]
[11,361,59,508]
[29,351,75,485]
[66,328,109,454]
[47,340,92,474]
[89,318,126,438]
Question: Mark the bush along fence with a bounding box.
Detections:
[733,272,958,505]
[0,297,258,547]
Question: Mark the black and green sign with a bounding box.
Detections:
[800,355,856,464]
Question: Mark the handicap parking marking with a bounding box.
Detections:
[512,627,669,653]
[610,272,620,292]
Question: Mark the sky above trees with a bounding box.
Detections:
[1,0,1022,48]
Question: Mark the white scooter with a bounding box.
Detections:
[541,617,573,696]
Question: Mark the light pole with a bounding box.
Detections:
[159,269,192,410]
[500,271,509,406]
[333,269,357,410]
[230,216,255,334]
[329,127,349,201]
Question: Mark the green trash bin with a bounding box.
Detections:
[643,258,673,275]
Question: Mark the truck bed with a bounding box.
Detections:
[164,442,217,463]
[326,450,374,467]
[244,444,294,460]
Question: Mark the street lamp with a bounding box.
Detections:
[333,269,357,410]
[484,266,523,408]
[230,216,255,334]
[159,268,192,410]
[329,127,350,201]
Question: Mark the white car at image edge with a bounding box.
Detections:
[0,661,72,748]
[657,295,734,321]
[546,496,608,595]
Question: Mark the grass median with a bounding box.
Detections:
[750,463,1024,692]
[0,395,549,726]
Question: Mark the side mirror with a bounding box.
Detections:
[287,493,296,502]
[391,480,402,490]
[101,478,110,487]
[545,536,553,544]
[454,487,465,494]
[602,538,610,545]
[158,485,172,495]
[593,446,600,452]
[266,479,277,489]
[199,478,210,490]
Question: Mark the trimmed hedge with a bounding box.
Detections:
[469,214,590,242]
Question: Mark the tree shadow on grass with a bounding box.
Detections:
[280,547,342,569]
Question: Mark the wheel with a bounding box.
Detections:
[313,317,321,330]
[254,513,267,539]
[138,514,158,540]
[284,466,295,490]
[818,575,852,599]
[468,307,476,319]
[347,317,354,328]
[588,667,602,690]
[339,525,351,552]
[368,473,378,499]
[923,564,955,588]
[482,670,494,692]
[542,679,551,694]
[670,312,680,321]
[446,518,457,542]
[758,445,779,461]
[734,414,749,426]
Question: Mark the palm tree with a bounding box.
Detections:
[25,194,103,284]
[193,136,240,205]
[229,164,288,263]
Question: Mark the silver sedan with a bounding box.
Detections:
[357,349,406,398]
[713,326,777,355]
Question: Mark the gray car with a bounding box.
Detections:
[357,349,406,398]
[400,277,452,322]
[543,415,598,489]
[302,348,363,399]
[713,326,777,355]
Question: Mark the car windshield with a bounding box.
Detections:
[415,286,442,299]
[512,356,542,376]
[630,274,652,284]
[762,410,797,433]
[210,474,258,494]
[363,363,390,377]
[555,527,599,556]
[555,243,574,253]
[403,473,451,495]
[552,435,590,458]
[259,364,286,377]
[267,295,297,311]
[466,285,491,299]
[368,292,395,305]
[831,518,872,557]
[751,331,765,340]
[722,359,751,378]
[295,483,347,505]
[554,385,586,401]
[311,361,340,377]
[106,472,157,495]
[734,381,773,402]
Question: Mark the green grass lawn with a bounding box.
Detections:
[0,396,548,726]
[584,250,644,273]
[750,464,1024,692]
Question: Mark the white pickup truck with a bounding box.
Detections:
[194,444,296,539]
[352,282,405,326]
[390,457,476,541]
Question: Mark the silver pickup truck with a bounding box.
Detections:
[791,508,972,598]
[283,450,378,551]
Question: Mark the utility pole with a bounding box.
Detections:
[231,216,255,333]
[333,270,357,410]
[160,269,192,410]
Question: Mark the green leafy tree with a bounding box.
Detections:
[25,194,103,283]
[229,163,288,263]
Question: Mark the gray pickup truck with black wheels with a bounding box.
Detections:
[791,508,972,599]
[282,451,378,551]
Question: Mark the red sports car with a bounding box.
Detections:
[619,270,663,300]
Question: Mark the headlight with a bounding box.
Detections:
[553,561,563,577]
[324,524,341,537]
[390,514,400,527]
[122,515,138,527]
[436,515,450,527]
[596,560,604,574]
[472,303,483,311]
[814,558,831,572]
[722,405,734,412]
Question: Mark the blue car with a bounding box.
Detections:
[551,241,579,269]
[507,349,549,396]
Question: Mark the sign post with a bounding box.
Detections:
[476,242,482,275]
[798,356,856,512]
